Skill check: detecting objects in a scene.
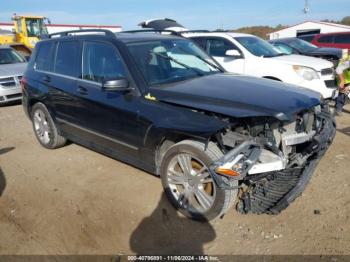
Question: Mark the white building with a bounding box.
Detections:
[269,21,350,40]
[0,22,122,34]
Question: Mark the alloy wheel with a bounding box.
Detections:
[166,153,216,214]
[33,109,51,144]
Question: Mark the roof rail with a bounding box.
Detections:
[45,29,116,39]
[180,30,210,34]
[121,29,181,36]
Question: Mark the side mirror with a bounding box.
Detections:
[25,55,31,61]
[102,78,131,92]
[225,49,241,57]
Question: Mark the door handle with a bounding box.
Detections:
[42,75,51,83]
[77,86,88,95]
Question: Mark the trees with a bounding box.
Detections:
[322,16,350,25]
[341,16,350,26]
[233,25,286,39]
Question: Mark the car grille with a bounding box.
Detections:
[6,93,22,99]
[324,79,337,88]
[321,68,334,76]
[0,76,22,89]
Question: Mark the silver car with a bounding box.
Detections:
[0,46,27,104]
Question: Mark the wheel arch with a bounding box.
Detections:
[27,98,41,115]
[28,99,63,136]
[153,130,224,176]
[141,111,227,174]
[28,98,56,120]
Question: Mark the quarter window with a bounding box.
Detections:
[35,42,56,72]
[54,41,80,77]
[82,41,127,83]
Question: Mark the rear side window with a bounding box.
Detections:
[35,42,55,71]
[54,41,80,77]
[82,41,127,83]
[334,34,350,44]
[317,35,334,43]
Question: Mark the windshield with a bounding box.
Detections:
[26,18,48,37]
[235,36,282,57]
[287,38,318,52]
[127,39,220,85]
[0,49,26,64]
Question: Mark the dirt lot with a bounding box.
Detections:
[0,102,349,255]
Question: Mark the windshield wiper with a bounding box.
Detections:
[176,46,224,72]
[150,51,204,76]
[264,53,286,58]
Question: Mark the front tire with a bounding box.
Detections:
[160,140,238,221]
[31,102,66,149]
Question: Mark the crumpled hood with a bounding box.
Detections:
[0,63,27,77]
[270,54,333,71]
[149,73,321,121]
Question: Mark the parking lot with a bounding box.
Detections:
[0,102,349,255]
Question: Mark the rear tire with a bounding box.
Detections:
[160,140,238,221]
[31,102,66,149]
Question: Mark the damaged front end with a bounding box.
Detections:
[209,106,336,215]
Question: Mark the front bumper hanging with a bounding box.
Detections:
[237,113,336,215]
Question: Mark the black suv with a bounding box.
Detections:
[22,29,335,221]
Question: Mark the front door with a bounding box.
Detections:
[206,37,245,74]
[73,40,142,159]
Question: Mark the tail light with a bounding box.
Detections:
[20,76,27,92]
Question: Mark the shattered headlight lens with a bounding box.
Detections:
[293,65,320,81]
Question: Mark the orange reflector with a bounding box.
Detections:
[215,167,240,177]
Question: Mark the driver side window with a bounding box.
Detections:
[207,38,241,57]
[82,41,127,83]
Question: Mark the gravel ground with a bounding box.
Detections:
[0,102,349,255]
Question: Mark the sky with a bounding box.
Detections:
[0,0,349,30]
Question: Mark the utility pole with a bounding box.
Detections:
[303,0,310,15]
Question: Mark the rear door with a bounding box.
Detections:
[192,37,245,74]
[50,40,81,124]
[34,40,81,124]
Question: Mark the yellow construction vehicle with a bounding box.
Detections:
[0,14,49,56]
